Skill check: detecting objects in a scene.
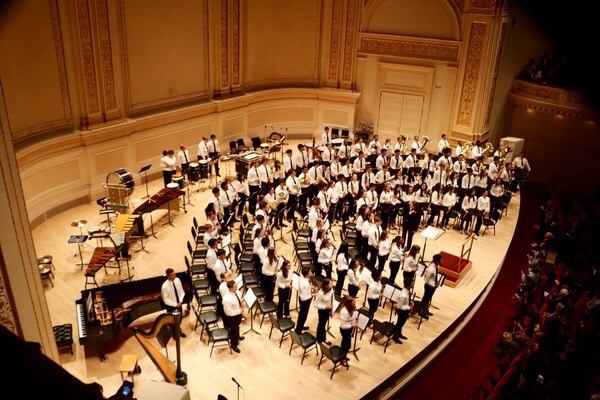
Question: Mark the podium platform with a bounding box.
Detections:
[438,251,472,288]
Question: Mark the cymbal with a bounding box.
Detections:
[70,219,87,227]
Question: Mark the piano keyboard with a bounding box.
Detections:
[76,302,86,339]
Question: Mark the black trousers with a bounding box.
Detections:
[388,261,401,284]
[340,327,353,353]
[277,287,291,318]
[403,271,416,289]
[368,245,378,268]
[163,170,174,187]
[317,309,330,342]
[261,273,276,302]
[377,254,388,274]
[368,297,379,320]
[287,194,298,220]
[208,151,220,175]
[248,185,260,214]
[421,284,437,311]
[295,298,311,334]
[236,192,247,217]
[348,284,359,298]
[394,309,410,338]
[226,314,242,348]
[335,269,347,296]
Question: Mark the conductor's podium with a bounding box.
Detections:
[438,251,472,288]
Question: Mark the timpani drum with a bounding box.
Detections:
[166,182,179,189]
[331,138,345,147]
[188,162,200,182]
[199,160,209,179]
[172,174,185,189]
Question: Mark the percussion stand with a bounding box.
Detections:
[138,164,152,199]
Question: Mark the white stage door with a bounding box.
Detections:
[377,91,424,144]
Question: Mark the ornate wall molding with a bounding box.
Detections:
[327,0,343,83]
[232,0,240,87]
[95,0,121,122]
[220,0,229,88]
[484,21,506,126]
[358,34,460,62]
[341,0,358,84]
[457,22,486,127]
[76,0,101,120]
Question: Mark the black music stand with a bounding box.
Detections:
[68,235,89,271]
[274,204,288,244]
[467,208,484,234]
[419,226,444,263]
[349,308,371,361]
[138,164,152,199]
[243,288,261,336]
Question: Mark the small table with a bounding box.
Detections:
[119,354,139,386]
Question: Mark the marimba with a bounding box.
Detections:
[85,247,116,289]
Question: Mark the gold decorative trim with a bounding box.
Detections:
[95,0,119,114]
[342,0,358,83]
[244,78,320,91]
[328,0,343,82]
[358,34,460,62]
[76,0,100,114]
[220,0,229,88]
[457,22,486,127]
[514,80,562,101]
[232,0,240,87]
[509,94,600,123]
[485,22,506,126]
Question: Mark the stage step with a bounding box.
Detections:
[439,251,472,288]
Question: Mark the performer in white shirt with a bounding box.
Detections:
[470,140,483,159]
[295,266,314,334]
[361,165,376,191]
[420,253,442,319]
[321,126,332,145]
[473,189,490,236]
[275,260,293,318]
[459,188,478,234]
[293,144,309,175]
[177,144,191,175]
[368,134,382,154]
[392,285,411,342]
[222,280,245,352]
[207,134,221,176]
[314,278,334,345]
[455,140,464,157]
[317,238,336,279]
[440,186,458,229]
[197,136,209,162]
[437,133,450,154]
[247,161,261,215]
[285,169,301,221]
[338,297,357,366]
[160,149,177,187]
[283,149,294,174]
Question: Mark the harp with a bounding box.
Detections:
[132,312,188,386]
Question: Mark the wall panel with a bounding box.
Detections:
[244,0,321,89]
[119,0,209,112]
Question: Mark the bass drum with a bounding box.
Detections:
[188,163,200,182]
[106,168,135,195]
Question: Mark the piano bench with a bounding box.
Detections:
[119,354,139,386]
[53,323,74,355]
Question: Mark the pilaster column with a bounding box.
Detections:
[449,1,510,144]
[213,0,243,100]
[0,82,58,361]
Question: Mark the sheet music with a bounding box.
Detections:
[332,296,341,314]
[221,234,232,248]
[359,267,373,284]
[357,311,370,331]
[417,262,427,276]
[291,272,300,291]
[383,284,397,301]
[420,225,444,240]
[437,273,446,287]
[235,273,243,289]
[244,287,257,309]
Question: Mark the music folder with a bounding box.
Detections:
[68,235,88,243]
[383,284,398,301]
[244,287,257,309]
[291,272,300,291]
[357,310,370,331]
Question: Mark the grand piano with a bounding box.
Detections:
[75,271,192,360]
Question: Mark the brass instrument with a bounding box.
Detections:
[462,142,473,158]
[270,190,288,209]
[419,136,430,152]
[399,135,408,154]
[484,142,494,156]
